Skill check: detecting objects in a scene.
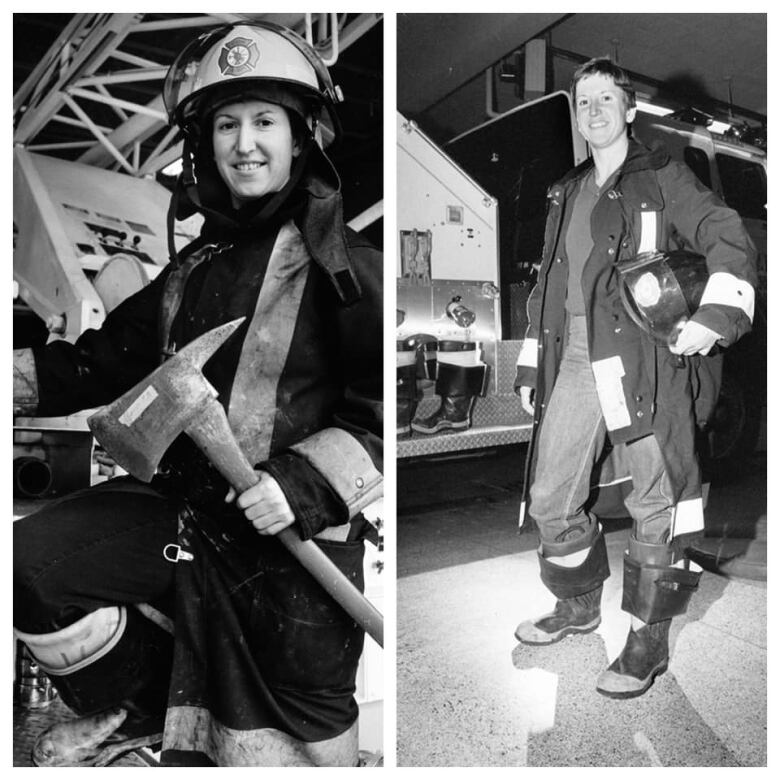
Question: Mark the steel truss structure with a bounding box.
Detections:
[14,13,383,179]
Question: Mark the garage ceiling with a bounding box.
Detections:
[398,13,766,142]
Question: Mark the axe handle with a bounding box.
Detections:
[186,399,384,648]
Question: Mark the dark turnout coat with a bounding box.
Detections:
[515,139,757,534]
[25,176,383,764]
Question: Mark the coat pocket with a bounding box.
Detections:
[251,540,366,693]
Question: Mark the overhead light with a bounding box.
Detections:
[636,100,673,117]
[708,120,732,135]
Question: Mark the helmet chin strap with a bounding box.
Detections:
[166,134,315,266]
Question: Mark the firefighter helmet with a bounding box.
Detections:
[618,250,709,345]
[163,21,342,140]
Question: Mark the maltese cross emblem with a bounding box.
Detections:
[218,36,259,77]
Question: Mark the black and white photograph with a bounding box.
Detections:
[396,12,766,767]
[12,12,383,767]
[10,8,772,772]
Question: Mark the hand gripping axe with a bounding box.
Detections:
[88,318,383,647]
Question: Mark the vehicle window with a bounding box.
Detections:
[715,153,767,220]
[683,147,711,188]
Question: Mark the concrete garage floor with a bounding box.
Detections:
[397,446,767,767]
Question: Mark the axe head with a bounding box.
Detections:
[88,318,245,482]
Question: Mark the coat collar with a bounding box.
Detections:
[551,138,670,195]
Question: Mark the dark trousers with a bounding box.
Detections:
[14,477,178,634]
[14,477,178,718]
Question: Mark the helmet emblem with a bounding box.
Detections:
[633,271,662,307]
[218,36,259,77]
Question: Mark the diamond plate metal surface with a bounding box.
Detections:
[398,340,534,458]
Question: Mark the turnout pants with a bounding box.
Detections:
[14,477,177,638]
[13,478,178,718]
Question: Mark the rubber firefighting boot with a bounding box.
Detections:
[15,606,172,766]
[411,349,488,434]
[515,527,610,644]
[596,537,701,699]
[397,341,421,437]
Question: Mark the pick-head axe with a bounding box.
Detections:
[88,318,383,647]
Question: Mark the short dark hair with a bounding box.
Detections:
[571,57,636,109]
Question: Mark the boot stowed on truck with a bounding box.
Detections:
[412,341,489,435]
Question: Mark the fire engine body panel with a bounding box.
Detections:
[397,93,587,458]
[397,112,530,458]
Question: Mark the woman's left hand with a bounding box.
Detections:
[225,471,295,536]
[669,320,722,356]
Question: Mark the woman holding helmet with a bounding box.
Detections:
[13,22,382,767]
[512,57,756,699]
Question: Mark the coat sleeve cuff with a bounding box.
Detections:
[13,348,39,415]
[290,427,383,519]
[690,272,755,346]
[699,272,755,320]
[259,454,347,540]
[690,305,749,347]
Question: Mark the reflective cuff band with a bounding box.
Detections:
[314,523,351,542]
[14,606,126,675]
[516,338,538,369]
[670,496,704,538]
[13,348,39,415]
[291,428,383,519]
[699,272,755,321]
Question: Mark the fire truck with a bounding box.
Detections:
[396,91,766,474]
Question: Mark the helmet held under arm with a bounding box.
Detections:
[618,250,709,345]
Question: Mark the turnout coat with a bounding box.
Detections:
[515,139,756,536]
[16,174,383,764]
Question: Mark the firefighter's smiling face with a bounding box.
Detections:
[575,73,636,151]
[212,99,300,208]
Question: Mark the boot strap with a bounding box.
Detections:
[621,555,701,623]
